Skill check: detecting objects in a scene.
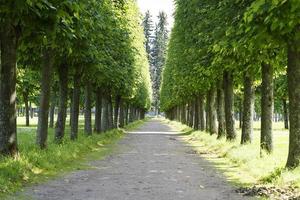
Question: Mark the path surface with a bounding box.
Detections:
[14,119,252,200]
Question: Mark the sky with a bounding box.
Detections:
[137,0,175,30]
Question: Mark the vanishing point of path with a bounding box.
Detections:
[15,119,252,200]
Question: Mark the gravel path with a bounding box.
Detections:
[13,119,252,200]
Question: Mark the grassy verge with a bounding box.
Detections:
[0,118,146,197]
[164,119,300,198]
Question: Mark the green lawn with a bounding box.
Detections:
[0,116,145,197]
[166,119,300,190]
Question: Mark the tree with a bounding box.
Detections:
[151,12,168,114]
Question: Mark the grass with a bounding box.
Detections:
[164,119,300,191]
[0,116,146,198]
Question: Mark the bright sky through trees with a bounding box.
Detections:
[137,0,174,30]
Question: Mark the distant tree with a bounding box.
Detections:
[142,10,154,64]
[151,12,168,114]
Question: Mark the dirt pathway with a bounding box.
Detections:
[14,119,252,200]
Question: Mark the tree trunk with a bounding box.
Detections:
[54,65,68,142]
[119,99,125,128]
[69,89,73,127]
[199,96,205,131]
[129,105,134,123]
[0,27,18,155]
[30,102,34,119]
[260,63,273,153]
[94,88,102,133]
[49,94,56,128]
[286,39,300,168]
[36,48,54,149]
[224,71,236,141]
[108,95,113,129]
[102,96,109,132]
[205,93,210,132]
[125,104,129,125]
[239,98,243,129]
[283,99,289,129]
[241,72,254,144]
[114,96,121,128]
[217,80,226,139]
[193,99,199,130]
[84,81,92,135]
[188,101,194,127]
[23,91,30,127]
[208,88,217,135]
[70,68,81,140]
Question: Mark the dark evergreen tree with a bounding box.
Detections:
[151,12,168,114]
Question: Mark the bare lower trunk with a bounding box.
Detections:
[208,88,217,135]
[84,81,92,135]
[23,91,30,127]
[199,96,205,131]
[205,93,210,132]
[119,99,125,128]
[125,104,129,125]
[0,27,18,155]
[114,96,121,128]
[283,99,289,129]
[108,95,113,129]
[55,65,68,142]
[241,72,254,144]
[36,48,54,149]
[193,99,199,130]
[129,105,134,123]
[224,71,236,141]
[49,97,55,128]
[70,68,81,140]
[260,63,273,153]
[188,101,194,127]
[102,96,109,132]
[94,88,102,133]
[217,80,225,139]
[286,38,300,168]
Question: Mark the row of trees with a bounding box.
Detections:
[0,0,151,154]
[161,0,300,168]
[142,11,168,114]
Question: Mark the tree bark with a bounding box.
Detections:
[188,101,194,127]
[0,26,18,155]
[199,95,205,131]
[129,105,134,123]
[69,89,73,127]
[125,104,129,125]
[224,71,236,141]
[70,68,81,140]
[36,48,54,149]
[208,88,217,135]
[260,63,273,153]
[205,93,210,132]
[23,91,30,127]
[30,102,34,119]
[119,99,125,128]
[286,38,300,168]
[107,95,113,129]
[94,88,102,133]
[241,72,254,144]
[239,98,243,129]
[193,99,199,130]
[49,95,56,128]
[282,98,289,129]
[114,96,121,128]
[217,80,226,139]
[101,96,109,132]
[84,81,92,135]
[55,65,68,142]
